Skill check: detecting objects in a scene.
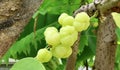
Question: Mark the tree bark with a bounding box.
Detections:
[0,0,43,58]
[94,0,120,70]
[94,14,117,70]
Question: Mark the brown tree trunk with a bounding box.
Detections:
[94,14,117,70]
[0,0,43,58]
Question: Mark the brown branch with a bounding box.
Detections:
[73,3,96,17]
[66,33,81,70]
[0,0,43,58]
[94,0,120,14]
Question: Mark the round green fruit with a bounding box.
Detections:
[62,47,72,58]
[45,32,60,46]
[93,22,98,28]
[60,26,76,37]
[44,27,60,46]
[36,48,52,63]
[75,12,90,23]
[44,27,58,37]
[60,32,78,47]
[58,13,68,25]
[51,45,72,58]
[62,16,74,26]
[73,21,85,32]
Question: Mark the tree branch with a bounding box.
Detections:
[66,33,81,70]
[73,3,96,17]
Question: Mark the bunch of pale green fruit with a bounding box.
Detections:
[35,12,90,63]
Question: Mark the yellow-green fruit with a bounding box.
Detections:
[62,16,74,26]
[45,32,60,46]
[44,27,60,46]
[117,41,120,45]
[75,12,90,23]
[58,13,68,25]
[51,45,72,58]
[83,22,90,30]
[36,48,52,63]
[60,32,78,47]
[44,27,58,37]
[74,12,90,31]
[62,47,72,58]
[60,26,76,37]
[73,21,85,32]
[93,22,98,27]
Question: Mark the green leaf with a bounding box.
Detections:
[39,0,80,15]
[115,27,120,63]
[115,27,120,42]
[56,65,65,70]
[88,36,96,54]
[11,57,46,70]
[77,46,94,62]
[111,12,120,28]
[78,35,88,53]
[2,22,60,62]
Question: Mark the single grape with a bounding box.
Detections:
[75,12,90,24]
[58,13,68,25]
[62,16,74,26]
[36,48,52,63]
[45,32,60,46]
[51,45,72,58]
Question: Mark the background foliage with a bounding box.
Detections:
[1,0,120,70]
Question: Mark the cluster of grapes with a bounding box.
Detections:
[35,12,90,63]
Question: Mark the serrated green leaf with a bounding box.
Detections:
[2,22,60,62]
[10,57,46,70]
[39,0,80,15]
[111,12,120,28]
[78,35,88,53]
[77,46,94,62]
[88,36,96,54]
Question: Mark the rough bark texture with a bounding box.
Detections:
[0,0,43,58]
[94,0,120,70]
[94,14,117,70]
